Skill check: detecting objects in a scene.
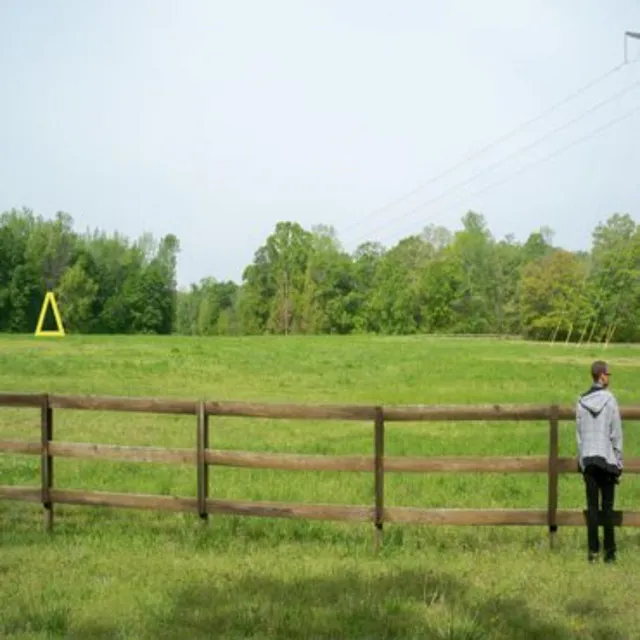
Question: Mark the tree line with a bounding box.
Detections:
[1,206,638,342]
[0,208,179,334]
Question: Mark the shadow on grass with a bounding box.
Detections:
[2,568,627,640]
[143,569,610,640]
[75,571,585,640]
[1,506,632,639]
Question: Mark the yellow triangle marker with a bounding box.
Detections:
[35,291,66,337]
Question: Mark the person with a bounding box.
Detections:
[575,360,623,563]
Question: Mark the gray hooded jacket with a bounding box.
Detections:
[576,385,623,473]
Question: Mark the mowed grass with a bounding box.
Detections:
[1,334,640,639]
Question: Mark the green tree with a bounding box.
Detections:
[57,260,99,333]
[240,222,313,335]
[447,212,497,333]
[176,277,239,336]
[368,235,433,334]
[586,213,640,342]
[420,249,464,332]
[300,225,355,334]
[350,241,385,333]
[520,249,590,340]
[3,205,640,343]
[0,208,37,331]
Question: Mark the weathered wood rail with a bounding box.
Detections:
[1,392,639,545]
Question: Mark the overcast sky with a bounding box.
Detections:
[1,1,639,288]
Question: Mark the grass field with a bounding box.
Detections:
[1,334,640,639]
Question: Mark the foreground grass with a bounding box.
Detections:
[1,334,640,638]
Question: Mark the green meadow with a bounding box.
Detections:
[1,334,639,639]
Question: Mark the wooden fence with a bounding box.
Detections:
[1,392,639,547]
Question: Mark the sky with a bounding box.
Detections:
[1,1,640,289]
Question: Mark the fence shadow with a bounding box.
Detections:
[2,504,631,639]
[143,569,580,640]
[3,564,629,640]
[151,567,631,639]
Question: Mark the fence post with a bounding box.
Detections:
[374,406,384,551]
[41,394,53,532]
[196,400,209,522]
[547,404,560,548]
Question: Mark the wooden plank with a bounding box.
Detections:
[3,485,640,529]
[385,455,633,474]
[547,405,559,547]
[0,441,575,473]
[560,457,640,473]
[5,392,640,422]
[557,510,640,527]
[4,439,640,476]
[50,489,198,513]
[49,394,196,415]
[385,507,549,525]
[0,393,47,408]
[0,441,41,455]
[48,442,195,464]
[41,397,53,532]
[207,450,373,471]
[209,452,640,474]
[558,457,580,473]
[47,490,371,522]
[384,405,640,421]
[210,451,540,473]
[374,406,384,548]
[0,486,42,502]
[208,452,557,474]
[207,498,373,522]
[205,401,376,421]
[196,400,209,522]
[385,456,549,473]
[383,405,570,422]
[385,508,640,526]
[206,402,568,421]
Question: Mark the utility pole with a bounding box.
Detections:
[624,31,640,63]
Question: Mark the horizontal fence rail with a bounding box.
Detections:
[2,441,640,474]
[1,392,639,546]
[3,391,640,421]
[2,487,639,528]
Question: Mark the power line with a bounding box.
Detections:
[337,61,626,238]
[345,76,640,245]
[358,100,640,249]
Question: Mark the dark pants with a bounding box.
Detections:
[583,464,616,557]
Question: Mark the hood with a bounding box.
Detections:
[579,386,612,417]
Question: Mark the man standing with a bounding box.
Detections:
[576,360,623,563]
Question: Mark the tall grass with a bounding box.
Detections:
[1,334,639,638]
